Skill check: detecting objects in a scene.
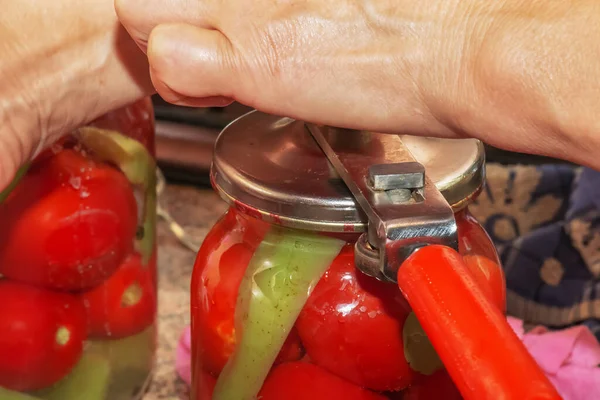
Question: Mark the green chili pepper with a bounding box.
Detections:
[86,326,155,396]
[0,164,29,205]
[0,387,41,400]
[86,326,155,373]
[34,353,111,400]
[212,228,344,400]
[77,127,156,265]
[403,311,444,375]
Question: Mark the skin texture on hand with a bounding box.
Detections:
[0,0,153,191]
[116,0,600,170]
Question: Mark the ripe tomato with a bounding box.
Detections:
[462,255,506,312]
[456,209,500,265]
[274,329,304,365]
[456,209,506,312]
[259,362,387,400]
[0,150,138,291]
[296,244,416,392]
[191,209,302,378]
[192,371,216,400]
[391,369,462,400]
[456,209,505,311]
[0,281,87,391]
[31,135,75,165]
[83,253,156,339]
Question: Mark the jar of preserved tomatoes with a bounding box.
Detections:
[0,98,157,400]
[191,112,560,400]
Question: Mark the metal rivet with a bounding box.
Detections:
[368,162,425,191]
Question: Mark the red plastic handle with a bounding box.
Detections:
[397,245,561,400]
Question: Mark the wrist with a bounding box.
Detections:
[0,1,153,161]
[430,0,600,168]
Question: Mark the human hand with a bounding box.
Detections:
[0,0,152,190]
[116,0,600,169]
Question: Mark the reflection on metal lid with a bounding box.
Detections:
[212,111,484,232]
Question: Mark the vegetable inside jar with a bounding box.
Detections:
[191,111,505,400]
[0,98,158,400]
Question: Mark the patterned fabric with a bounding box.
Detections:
[470,164,600,341]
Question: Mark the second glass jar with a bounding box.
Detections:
[0,98,157,400]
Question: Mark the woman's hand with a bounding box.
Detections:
[0,0,153,190]
[116,0,600,169]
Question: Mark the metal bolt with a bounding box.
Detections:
[368,162,425,191]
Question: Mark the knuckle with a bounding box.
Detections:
[243,21,297,81]
[114,0,136,25]
[259,28,286,78]
[114,0,154,44]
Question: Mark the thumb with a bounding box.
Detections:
[147,23,238,107]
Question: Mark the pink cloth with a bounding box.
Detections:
[175,326,192,386]
[506,316,600,400]
[175,319,600,398]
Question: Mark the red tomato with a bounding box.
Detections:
[401,369,462,400]
[191,209,302,379]
[31,135,74,165]
[0,281,87,391]
[463,255,506,312]
[0,150,138,291]
[259,362,387,400]
[274,328,304,365]
[83,253,156,339]
[192,371,216,400]
[91,98,155,155]
[456,209,500,265]
[296,245,416,392]
[456,209,506,312]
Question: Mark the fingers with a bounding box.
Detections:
[114,0,214,50]
[147,23,240,105]
[115,0,235,106]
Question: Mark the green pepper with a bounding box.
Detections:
[212,228,345,400]
[77,127,156,265]
[86,326,155,370]
[86,326,156,395]
[0,164,29,204]
[34,353,111,400]
[403,311,444,375]
[0,387,41,400]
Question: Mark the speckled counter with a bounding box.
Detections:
[145,184,227,400]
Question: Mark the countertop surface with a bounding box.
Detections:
[145,183,227,400]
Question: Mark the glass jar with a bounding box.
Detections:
[189,112,509,399]
[0,98,157,400]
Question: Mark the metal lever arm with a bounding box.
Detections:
[398,245,561,400]
[306,124,458,281]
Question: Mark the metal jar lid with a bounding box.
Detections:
[211,111,485,232]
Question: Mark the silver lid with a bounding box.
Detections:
[211,111,485,232]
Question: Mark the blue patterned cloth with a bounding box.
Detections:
[470,164,600,340]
